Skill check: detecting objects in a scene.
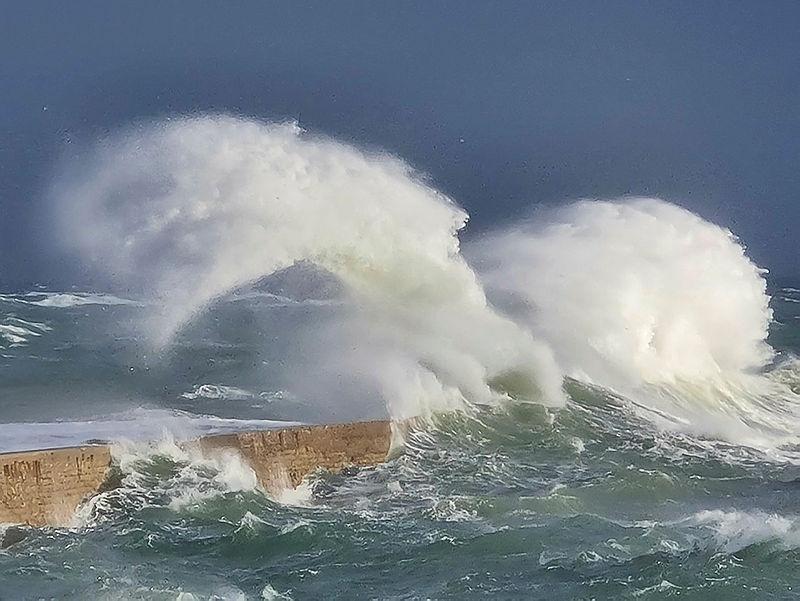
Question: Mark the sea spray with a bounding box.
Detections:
[72,436,262,529]
[471,198,800,446]
[471,198,773,386]
[49,115,800,446]
[51,115,564,417]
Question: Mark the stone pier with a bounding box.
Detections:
[0,420,393,527]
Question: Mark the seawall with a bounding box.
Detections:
[1,420,393,527]
[0,446,112,527]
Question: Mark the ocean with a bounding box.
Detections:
[2,116,800,600]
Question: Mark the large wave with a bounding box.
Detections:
[471,199,800,447]
[471,199,774,388]
[51,115,799,446]
[51,115,564,418]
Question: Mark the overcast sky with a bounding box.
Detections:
[1,1,798,286]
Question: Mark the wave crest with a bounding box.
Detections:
[52,115,564,417]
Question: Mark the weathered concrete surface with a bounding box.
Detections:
[1,420,393,526]
[0,446,112,527]
[197,420,393,490]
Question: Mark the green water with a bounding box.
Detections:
[2,287,800,600]
[4,386,800,600]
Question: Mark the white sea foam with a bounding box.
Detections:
[226,289,340,307]
[688,509,800,553]
[0,294,26,305]
[181,384,256,401]
[472,198,800,447]
[0,291,141,308]
[73,435,262,528]
[0,324,35,345]
[52,115,564,418]
[261,584,293,601]
[632,580,681,597]
[160,447,259,512]
[271,479,314,507]
[26,292,142,308]
[74,429,321,530]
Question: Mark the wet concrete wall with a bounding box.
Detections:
[0,446,112,527]
[0,420,392,527]
[197,420,393,490]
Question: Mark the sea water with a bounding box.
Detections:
[2,116,800,600]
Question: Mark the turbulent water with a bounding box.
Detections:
[2,116,800,599]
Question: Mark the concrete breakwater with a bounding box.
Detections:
[0,446,112,527]
[1,420,393,528]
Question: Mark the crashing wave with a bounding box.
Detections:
[49,114,800,447]
[471,198,800,447]
[51,115,564,418]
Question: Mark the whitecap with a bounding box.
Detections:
[181,384,256,401]
[26,292,142,308]
[261,584,293,601]
[687,509,800,553]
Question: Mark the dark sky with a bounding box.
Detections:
[1,1,798,287]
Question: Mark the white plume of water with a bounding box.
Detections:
[472,198,800,446]
[51,115,800,446]
[473,198,774,387]
[52,115,564,417]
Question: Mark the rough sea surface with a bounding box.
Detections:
[1,284,799,600]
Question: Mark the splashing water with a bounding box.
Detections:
[50,115,800,446]
[4,114,800,600]
[472,199,773,386]
[470,198,800,447]
[52,115,563,418]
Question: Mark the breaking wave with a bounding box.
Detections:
[687,509,800,554]
[471,199,800,447]
[0,291,141,308]
[472,199,773,387]
[51,115,564,419]
[50,114,799,446]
